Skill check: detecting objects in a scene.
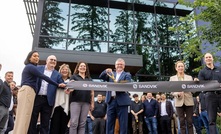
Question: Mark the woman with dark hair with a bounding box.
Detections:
[68,61,94,134]
[13,50,65,134]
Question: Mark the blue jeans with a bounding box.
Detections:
[85,117,93,134]
[144,116,158,134]
[192,116,202,134]
[200,111,209,134]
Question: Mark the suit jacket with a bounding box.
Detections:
[170,74,194,107]
[99,70,131,106]
[37,65,63,106]
[158,100,174,118]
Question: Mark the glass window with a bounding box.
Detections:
[109,7,134,43]
[109,42,135,54]
[39,37,67,50]
[133,11,155,45]
[67,39,108,53]
[68,3,109,41]
[155,14,179,47]
[159,46,180,76]
[41,0,68,37]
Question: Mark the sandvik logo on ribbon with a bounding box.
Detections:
[181,84,186,89]
[83,84,88,87]
[133,84,138,89]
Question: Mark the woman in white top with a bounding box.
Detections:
[50,64,72,134]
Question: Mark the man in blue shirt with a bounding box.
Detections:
[143,93,158,134]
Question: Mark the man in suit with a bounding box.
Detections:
[99,58,131,134]
[28,55,64,134]
[158,93,174,134]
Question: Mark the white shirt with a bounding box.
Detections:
[111,71,122,96]
[160,101,168,116]
[38,68,53,95]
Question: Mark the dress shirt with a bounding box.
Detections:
[111,71,122,96]
[38,68,53,95]
[160,101,168,116]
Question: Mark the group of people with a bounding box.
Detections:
[0,50,221,134]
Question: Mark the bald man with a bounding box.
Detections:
[198,53,221,134]
[28,55,64,134]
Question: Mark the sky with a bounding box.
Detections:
[0,1,32,85]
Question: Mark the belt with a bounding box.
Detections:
[161,115,169,117]
[38,95,47,98]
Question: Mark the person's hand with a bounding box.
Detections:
[106,68,113,73]
[59,83,66,88]
[90,115,95,121]
[104,115,107,120]
[217,112,221,117]
[135,115,138,120]
[193,113,197,116]
[194,78,199,81]
[178,92,184,98]
[64,88,73,94]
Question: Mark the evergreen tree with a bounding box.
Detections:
[39,0,66,48]
[69,4,109,52]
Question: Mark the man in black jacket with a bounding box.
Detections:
[158,93,174,134]
[0,66,12,133]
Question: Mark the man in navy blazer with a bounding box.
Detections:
[99,58,131,134]
[28,55,64,134]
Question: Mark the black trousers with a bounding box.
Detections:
[205,92,221,134]
[92,118,106,134]
[176,105,193,134]
[160,116,172,134]
[50,106,70,134]
[28,95,53,134]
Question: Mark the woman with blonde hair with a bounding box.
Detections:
[50,64,72,134]
[170,61,194,134]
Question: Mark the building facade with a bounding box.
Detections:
[24,0,199,81]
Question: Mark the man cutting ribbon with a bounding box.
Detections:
[99,58,131,134]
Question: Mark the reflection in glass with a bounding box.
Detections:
[41,0,68,37]
[39,37,67,50]
[159,47,180,76]
[137,46,159,76]
[136,75,159,82]
[67,39,108,53]
[156,14,179,47]
[135,0,154,6]
[68,3,109,51]
[36,0,197,81]
[133,11,154,45]
[109,7,134,43]
[109,42,135,54]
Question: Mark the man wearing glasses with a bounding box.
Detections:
[28,55,64,134]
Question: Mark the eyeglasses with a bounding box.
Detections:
[50,59,57,62]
